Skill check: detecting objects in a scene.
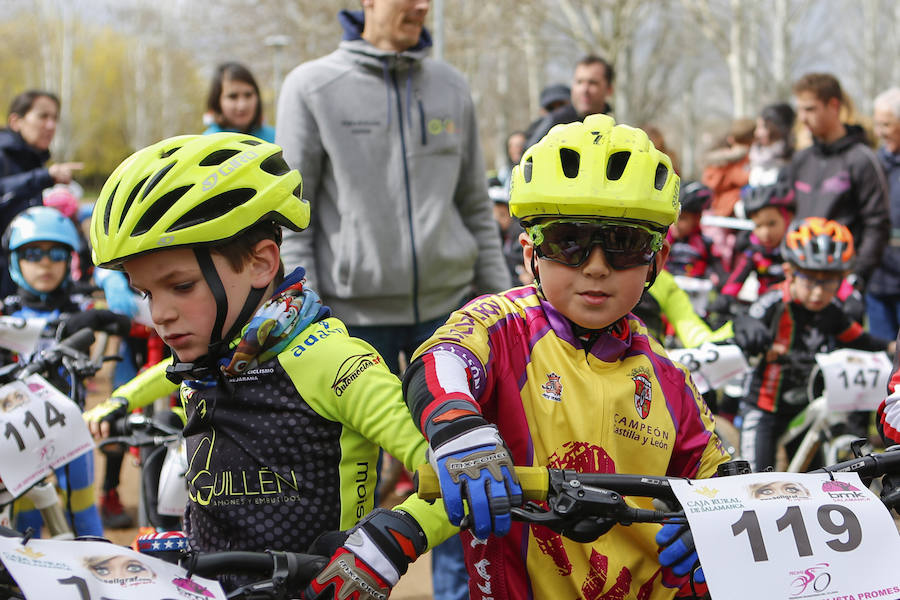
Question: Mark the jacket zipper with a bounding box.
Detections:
[392,69,421,323]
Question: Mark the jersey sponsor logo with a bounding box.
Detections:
[631,367,652,419]
[540,372,562,402]
[331,353,382,396]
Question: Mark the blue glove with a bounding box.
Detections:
[305,508,427,600]
[428,425,522,539]
[656,523,705,583]
[95,268,138,318]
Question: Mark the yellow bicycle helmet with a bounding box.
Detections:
[91,132,308,269]
[509,114,680,229]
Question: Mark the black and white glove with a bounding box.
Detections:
[304,508,427,600]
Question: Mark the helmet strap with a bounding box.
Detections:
[164,248,267,383]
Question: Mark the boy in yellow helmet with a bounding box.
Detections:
[87,133,455,594]
[403,115,729,599]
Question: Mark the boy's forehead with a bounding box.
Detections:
[124,248,199,283]
[21,240,66,248]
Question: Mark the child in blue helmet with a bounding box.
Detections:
[2,205,130,537]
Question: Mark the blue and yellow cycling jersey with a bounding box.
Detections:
[409,285,728,600]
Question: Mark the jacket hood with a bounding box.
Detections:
[0,128,50,163]
[813,123,870,156]
[337,9,433,55]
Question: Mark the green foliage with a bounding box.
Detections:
[0,14,206,193]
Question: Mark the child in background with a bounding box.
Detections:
[203,62,274,142]
[717,182,795,310]
[402,115,728,599]
[2,206,130,537]
[734,217,895,472]
[665,180,723,284]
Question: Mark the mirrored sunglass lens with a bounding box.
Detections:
[596,226,655,268]
[539,223,593,265]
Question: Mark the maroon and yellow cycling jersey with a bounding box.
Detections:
[410,285,728,600]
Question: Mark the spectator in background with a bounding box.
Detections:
[276,3,510,597]
[702,118,754,217]
[524,54,614,148]
[0,90,82,296]
[204,62,275,142]
[522,83,570,143]
[496,130,526,189]
[700,118,754,272]
[866,87,900,341]
[747,102,795,190]
[782,72,889,292]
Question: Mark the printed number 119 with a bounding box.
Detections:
[731,504,861,562]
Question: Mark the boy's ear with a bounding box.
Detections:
[653,240,671,274]
[248,239,280,289]
[519,232,535,277]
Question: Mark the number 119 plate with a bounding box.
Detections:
[670,472,900,600]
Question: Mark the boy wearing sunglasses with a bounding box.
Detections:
[402,115,729,599]
[735,217,895,473]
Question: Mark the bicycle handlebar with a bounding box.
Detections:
[184,550,328,594]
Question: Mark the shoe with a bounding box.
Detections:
[100,489,134,529]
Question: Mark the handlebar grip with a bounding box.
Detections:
[414,464,549,502]
[58,327,96,355]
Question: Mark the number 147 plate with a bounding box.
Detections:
[671,472,900,600]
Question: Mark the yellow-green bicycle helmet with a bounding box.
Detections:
[91,132,308,269]
[509,114,680,229]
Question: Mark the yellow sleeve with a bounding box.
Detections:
[649,270,717,349]
[282,318,430,474]
[395,495,460,551]
[110,358,178,411]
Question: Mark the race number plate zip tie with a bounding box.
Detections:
[19,527,34,546]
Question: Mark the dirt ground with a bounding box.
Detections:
[86,357,436,599]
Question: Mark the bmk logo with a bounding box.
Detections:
[789,563,831,597]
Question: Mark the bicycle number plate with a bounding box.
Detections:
[0,537,226,599]
[669,343,751,393]
[0,317,46,356]
[0,375,93,496]
[670,472,900,600]
[815,349,892,412]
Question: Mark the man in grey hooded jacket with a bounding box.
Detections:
[275,0,511,378]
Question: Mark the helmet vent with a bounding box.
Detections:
[559,148,580,178]
[167,188,256,232]
[292,184,303,199]
[199,149,241,166]
[260,153,290,176]
[523,157,533,183]
[241,139,262,146]
[654,163,669,190]
[131,185,193,236]
[120,176,150,230]
[102,182,119,235]
[159,147,181,159]
[140,162,176,202]
[606,151,630,180]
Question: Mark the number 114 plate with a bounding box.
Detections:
[0,375,93,496]
[671,472,900,600]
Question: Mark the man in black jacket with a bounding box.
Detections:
[782,72,889,292]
